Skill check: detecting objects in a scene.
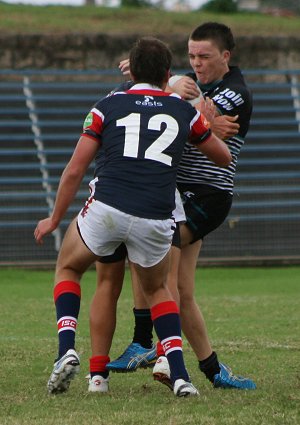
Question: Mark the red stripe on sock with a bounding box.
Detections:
[57,316,77,333]
[161,336,182,355]
[54,280,81,302]
[151,301,179,321]
[89,355,110,373]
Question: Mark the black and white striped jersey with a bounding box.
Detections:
[176,66,252,194]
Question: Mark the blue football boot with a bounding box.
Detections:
[213,362,256,390]
[106,343,156,372]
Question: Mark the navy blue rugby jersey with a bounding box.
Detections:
[177,66,252,194]
[82,83,212,220]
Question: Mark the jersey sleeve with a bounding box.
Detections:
[81,105,105,143]
[189,109,212,145]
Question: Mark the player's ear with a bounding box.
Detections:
[222,50,230,64]
[161,70,171,90]
[165,69,171,83]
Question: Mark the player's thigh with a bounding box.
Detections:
[55,218,97,282]
[177,240,202,300]
[166,245,181,304]
[96,259,125,286]
[95,259,125,301]
[96,244,126,289]
[129,260,149,309]
[132,251,170,300]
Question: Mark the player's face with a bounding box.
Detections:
[188,39,230,85]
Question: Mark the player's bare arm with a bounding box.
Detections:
[198,133,232,168]
[34,136,99,244]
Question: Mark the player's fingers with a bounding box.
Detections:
[185,81,200,93]
[34,232,43,245]
[34,225,43,244]
[119,59,130,75]
[226,114,239,122]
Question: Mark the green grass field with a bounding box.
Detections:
[0,3,300,36]
[0,266,299,425]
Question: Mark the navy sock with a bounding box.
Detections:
[151,301,189,383]
[54,281,81,359]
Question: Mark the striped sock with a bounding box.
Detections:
[54,280,81,359]
[151,300,189,383]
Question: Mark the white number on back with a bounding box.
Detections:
[116,113,179,166]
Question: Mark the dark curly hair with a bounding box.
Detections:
[130,37,172,87]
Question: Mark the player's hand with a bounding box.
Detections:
[211,115,240,140]
[119,59,130,75]
[169,76,200,100]
[34,217,57,245]
[198,97,217,126]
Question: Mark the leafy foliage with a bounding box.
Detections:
[121,0,152,7]
[202,0,238,13]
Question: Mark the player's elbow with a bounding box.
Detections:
[215,151,232,167]
[62,163,86,185]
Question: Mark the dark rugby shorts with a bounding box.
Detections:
[177,183,232,244]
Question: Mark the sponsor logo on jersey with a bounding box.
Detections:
[183,191,195,199]
[212,88,244,111]
[135,95,163,107]
[83,112,93,129]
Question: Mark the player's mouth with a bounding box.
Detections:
[196,71,207,83]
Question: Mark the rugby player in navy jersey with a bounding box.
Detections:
[34,36,231,397]
[108,23,256,391]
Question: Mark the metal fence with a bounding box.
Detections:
[0,68,300,266]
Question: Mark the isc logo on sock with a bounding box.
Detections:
[161,336,182,355]
[57,316,77,333]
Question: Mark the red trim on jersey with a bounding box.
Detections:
[190,112,212,145]
[126,89,170,97]
[88,110,104,132]
[89,355,110,373]
[80,133,102,145]
[54,281,81,302]
[151,300,179,321]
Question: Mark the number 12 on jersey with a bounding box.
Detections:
[116,112,179,166]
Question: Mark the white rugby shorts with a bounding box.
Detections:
[173,188,186,224]
[77,198,175,268]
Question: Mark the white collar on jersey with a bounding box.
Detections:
[130,83,163,91]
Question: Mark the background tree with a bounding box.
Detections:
[121,0,152,7]
[201,0,238,13]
